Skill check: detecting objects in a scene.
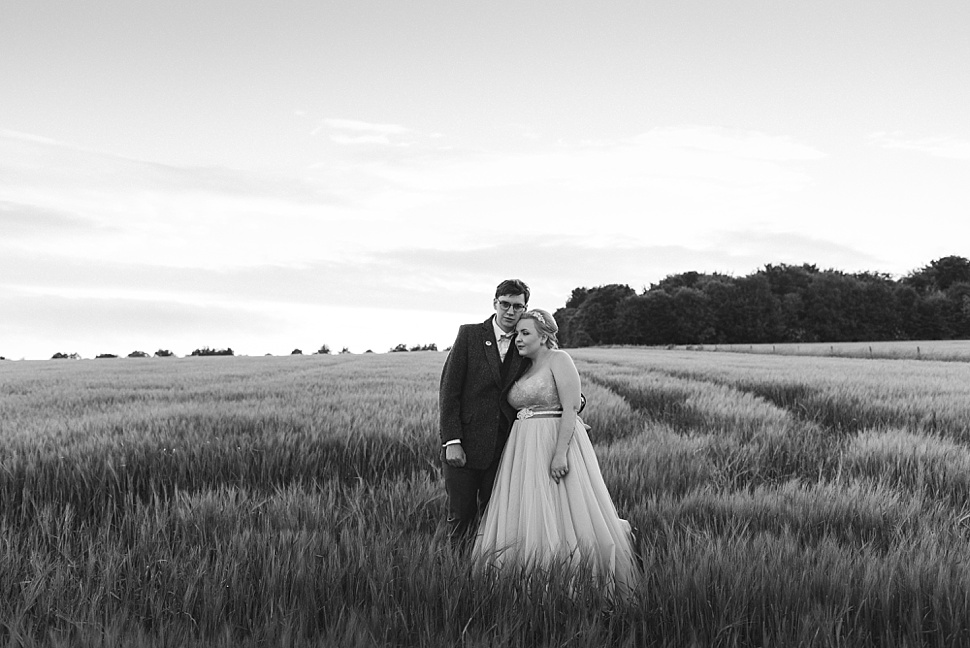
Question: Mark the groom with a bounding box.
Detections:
[439,278,529,547]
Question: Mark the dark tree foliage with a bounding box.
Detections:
[556,256,970,347]
[389,344,409,352]
[128,351,149,358]
[154,349,174,357]
[291,349,303,355]
[557,284,635,347]
[190,347,234,357]
[409,343,438,352]
[315,345,331,355]
[95,354,118,359]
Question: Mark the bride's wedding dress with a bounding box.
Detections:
[472,368,637,592]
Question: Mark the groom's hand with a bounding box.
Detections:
[445,443,467,468]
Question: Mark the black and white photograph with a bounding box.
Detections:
[2,1,970,645]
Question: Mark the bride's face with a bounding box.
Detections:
[514,319,545,357]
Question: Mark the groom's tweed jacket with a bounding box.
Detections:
[439,316,524,470]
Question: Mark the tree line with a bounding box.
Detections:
[43,343,440,360]
[554,255,970,347]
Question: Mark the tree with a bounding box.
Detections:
[339,347,352,354]
[565,287,590,309]
[96,353,119,359]
[154,349,174,357]
[190,347,233,356]
[906,256,970,293]
[315,345,331,355]
[128,351,149,358]
[567,284,636,345]
[553,307,580,346]
[291,349,303,355]
[389,344,409,352]
[670,287,714,344]
[615,292,676,345]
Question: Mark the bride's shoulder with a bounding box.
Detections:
[548,349,577,369]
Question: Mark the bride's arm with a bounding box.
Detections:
[549,350,581,483]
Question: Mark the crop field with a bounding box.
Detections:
[693,339,970,362]
[2,348,970,647]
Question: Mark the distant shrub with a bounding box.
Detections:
[409,343,438,352]
[154,349,175,357]
[340,347,352,354]
[315,345,331,355]
[291,349,303,355]
[128,351,149,358]
[96,354,119,359]
[190,347,234,357]
[390,344,409,353]
[51,352,80,360]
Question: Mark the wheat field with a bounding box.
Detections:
[2,348,970,647]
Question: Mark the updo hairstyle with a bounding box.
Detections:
[520,309,559,349]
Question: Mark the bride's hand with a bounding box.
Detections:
[550,452,568,483]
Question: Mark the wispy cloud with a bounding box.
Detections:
[322,118,413,135]
[871,132,970,160]
[0,131,355,269]
[0,129,71,147]
[0,201,113,238]
[634,126,827,161]
[329,134,398,146]
[311,117,449,148]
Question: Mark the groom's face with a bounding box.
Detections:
[493,293,527,333]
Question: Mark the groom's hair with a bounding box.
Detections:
[495,279,530,304]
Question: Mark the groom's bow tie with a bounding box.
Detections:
[499,332,515,340]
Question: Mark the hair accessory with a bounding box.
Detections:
[530,311,546,326]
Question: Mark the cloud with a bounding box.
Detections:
[314,118,416,146]
[871,132,970,160]
[322,118,413,135]
[0,129,71,147]
[0,131,355,268]
[0,230,925,360]
[0,292,287,358]
[634,126,827,161]
[0,201,114,237]
[329,134,397,146]
[312,117,449,149]
[5,233,878,316]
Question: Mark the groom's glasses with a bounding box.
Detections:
[497,300,527,313]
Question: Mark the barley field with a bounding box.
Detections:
[2,348,970,647]
[693,339,970,362]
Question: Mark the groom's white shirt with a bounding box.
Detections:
[493,317,514,362]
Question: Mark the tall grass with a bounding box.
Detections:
[3,349,970,645]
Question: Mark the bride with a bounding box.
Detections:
[471,309,638,592]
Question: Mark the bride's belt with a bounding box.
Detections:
[516,407,563,420]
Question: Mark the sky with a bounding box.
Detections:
[2,0,969,360]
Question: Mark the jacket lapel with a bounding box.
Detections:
[482,317,502,385]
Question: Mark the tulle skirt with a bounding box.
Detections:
[471,413,638,593]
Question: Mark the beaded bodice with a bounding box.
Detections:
[508,369,561,411]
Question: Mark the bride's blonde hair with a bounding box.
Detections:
[520,309,559,349]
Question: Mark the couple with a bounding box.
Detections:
[439,279,637,590]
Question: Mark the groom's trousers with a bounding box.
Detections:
[443,454,502,547]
